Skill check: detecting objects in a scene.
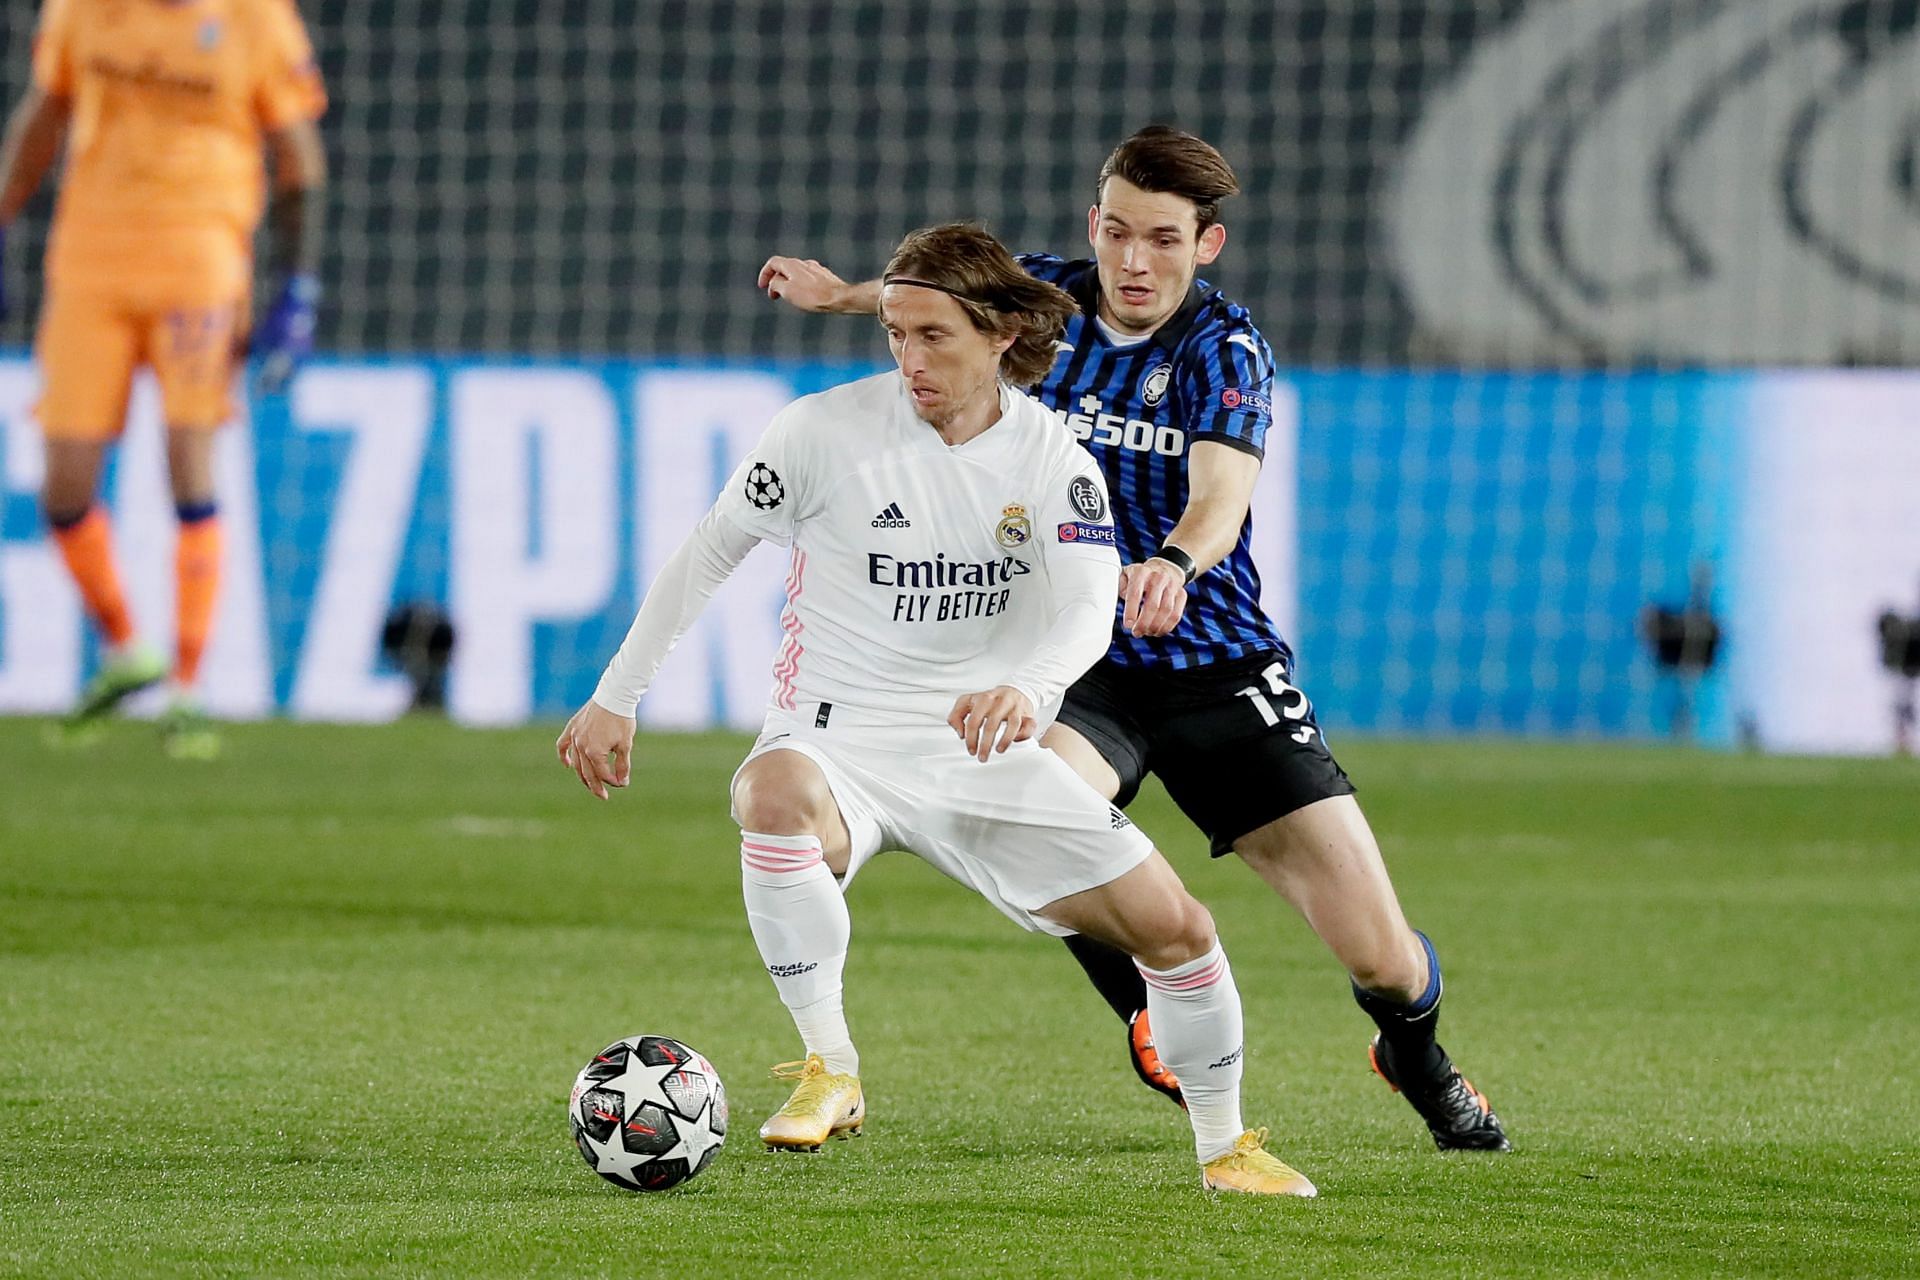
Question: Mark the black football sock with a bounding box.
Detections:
[1063,933,1149,1022]
[1352,929,1454,1084]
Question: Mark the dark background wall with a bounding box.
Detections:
[5,1,1916,366]
[0,0,1521,363]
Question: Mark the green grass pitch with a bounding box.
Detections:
[2,717,1916,1277]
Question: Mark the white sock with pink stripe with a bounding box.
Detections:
[1138,941,1246,1162]
[740,831,857,1075]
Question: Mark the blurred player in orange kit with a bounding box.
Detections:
[0,0,327,757]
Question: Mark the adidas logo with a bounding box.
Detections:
[1109,808,1133,830]
[871,502,912,529]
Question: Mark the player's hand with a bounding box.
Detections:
[556,699,636,800]
[759,255,849,312]
[1120,559,1190,637]
[947,685,1037,762]
[251,272,320,396]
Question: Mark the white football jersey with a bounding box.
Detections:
[713,372,1120,725]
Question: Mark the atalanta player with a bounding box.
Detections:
[758,127,1509,1152]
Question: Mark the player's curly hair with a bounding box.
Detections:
[881,223,1079,388]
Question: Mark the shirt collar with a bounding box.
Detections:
[1068,260,1210,354]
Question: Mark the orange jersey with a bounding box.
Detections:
[33,0,326,277]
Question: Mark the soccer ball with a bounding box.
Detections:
[569,1035,727,1192]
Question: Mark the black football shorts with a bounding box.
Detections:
[1056,651,1356,858]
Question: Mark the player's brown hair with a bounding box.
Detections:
[881,223,1078,388]
[1097,125,1241,230]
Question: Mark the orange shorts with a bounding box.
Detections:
[34,225,252,441]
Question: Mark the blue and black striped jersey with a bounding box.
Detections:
[1018,253,1290,670]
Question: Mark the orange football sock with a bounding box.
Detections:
[50,506,137,648]
[173,509,223,687]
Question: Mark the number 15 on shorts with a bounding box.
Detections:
[1237,661,1319,744]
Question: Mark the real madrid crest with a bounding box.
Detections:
[1143,362,1172,407]
[995,503,1032,550]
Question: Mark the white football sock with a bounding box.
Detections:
[788,991,856,1077]
[1138,941,1246,1163]
[740,832,857,1076]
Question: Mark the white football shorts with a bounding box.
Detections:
[730,706,1155,935]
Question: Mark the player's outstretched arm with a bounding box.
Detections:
[253,120,329,393]
[558,506,760,799]
[0,87,70,320]
[1121,441,1261,637]
[0,87,67,225]
[757,256,881,314]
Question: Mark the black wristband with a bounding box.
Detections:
[1153,543,1198,584]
